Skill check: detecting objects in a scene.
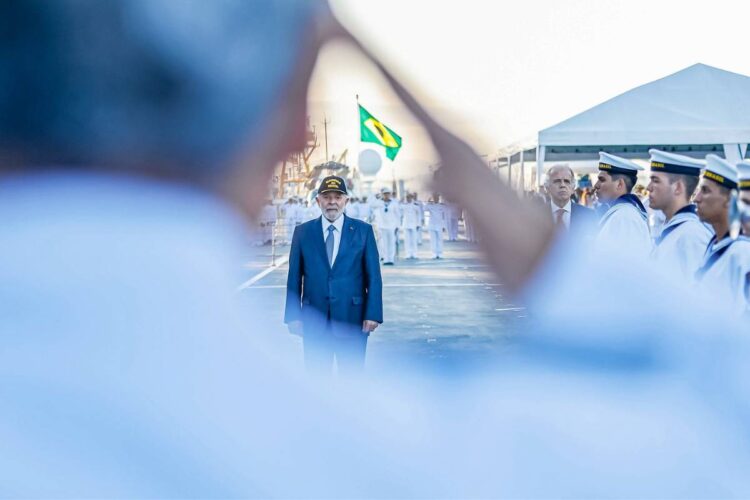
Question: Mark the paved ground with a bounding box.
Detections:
[238,236,528,374]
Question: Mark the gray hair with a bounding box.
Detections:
[545,164,577,188]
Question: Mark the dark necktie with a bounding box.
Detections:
[326,225,335,267]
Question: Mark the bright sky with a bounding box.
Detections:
[308,0,750,189]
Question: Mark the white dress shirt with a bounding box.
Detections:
[550,200,571,229]
[321,214,344,266]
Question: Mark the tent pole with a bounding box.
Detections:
[723,143,743,163]
[536,145,545,189]
[507,155,512,184]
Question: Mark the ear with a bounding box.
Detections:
[723,191,732,209]
[672,179,684,197]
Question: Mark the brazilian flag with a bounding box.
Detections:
[359,104,402,161]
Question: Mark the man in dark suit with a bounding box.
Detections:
[285,175,383,374]
[545,164,598,233]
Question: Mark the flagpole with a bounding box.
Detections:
[323,114,329,162]
[391,162,396,197]
[355,94,362,196]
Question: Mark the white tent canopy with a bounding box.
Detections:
[534,63,750,184]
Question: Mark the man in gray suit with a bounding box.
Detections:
[545,164,598,233]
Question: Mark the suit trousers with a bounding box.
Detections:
[303,325,368,375]
[403,228,418,258]
[379,227,397,263]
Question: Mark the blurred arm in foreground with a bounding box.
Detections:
[333,20,749,332]
[331,24,555,293]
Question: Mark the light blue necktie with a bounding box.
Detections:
[326,225,335,267]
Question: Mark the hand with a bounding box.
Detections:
[287,320,303,337]
[362,320,379,333]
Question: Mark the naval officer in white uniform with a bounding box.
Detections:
[694,155,750,317]
[594,152,652,257]
[738,161,750,317]
[426,195,448,259]
[401,193,422,259]
[647,149,713,277]
[372,187,401,265]
[738,161,750,236]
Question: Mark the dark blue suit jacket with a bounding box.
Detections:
[284,215,383,337]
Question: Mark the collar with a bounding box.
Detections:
[663,204,699,227]
[551,199,572,213]
[674,204,697,217]
[322,214,345,233]
[611,193,647,215]
[709,232,732,250]
[655,205,702,246]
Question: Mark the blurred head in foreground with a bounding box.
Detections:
[0,0,323,217]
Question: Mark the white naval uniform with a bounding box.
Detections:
[651,205,713,279]
[416,201,425,244]
[293,203,306,227]
[369,198,384,255]
[696,235,750,317]
[373,199,401,263]
[401,202,422,258]
[305,203,322,222]
[283,203,299,241]
[260,204,277,243]
[426,203,447,258]
[446,203,460,241]
[344,202,358,219]
[357,202,371,222]
[595,195,652,258]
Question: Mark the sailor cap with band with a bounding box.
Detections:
[737,160,750,191]
[649,149,704,176]
[598,152,644,178]
[317,175,348,195]
[703,155,738,189]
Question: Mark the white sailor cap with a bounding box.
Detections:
[598,152,643,176]
[704,154,738,189]
[380,186,392,194]
[649,149,704,176]
[737,160,750,191]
